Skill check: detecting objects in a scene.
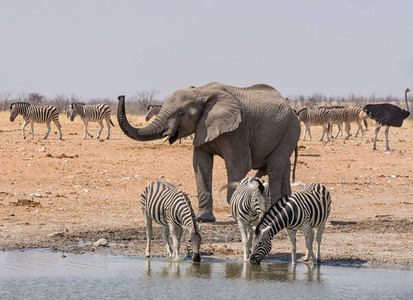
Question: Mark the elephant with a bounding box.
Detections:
[117,82,301,222]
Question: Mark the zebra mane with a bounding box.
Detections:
[181,191,199,232]
[254,194,290,235]
[297,107,308,114]
[10,102,30,109]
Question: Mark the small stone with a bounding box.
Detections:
[49,232,64,238]
[93,238,109,247]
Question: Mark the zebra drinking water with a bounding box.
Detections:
[250,183,332,265]
[229,177,270,261]
[67,103,115,139]
[9,102,62,140]
[296,108,331,141]
[141,181,202,262]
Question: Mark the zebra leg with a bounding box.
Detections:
[302,125,310,141]
[286,229,298,265]
[315,222,326,264]
[354,121,362,137]
[334,124,341,139]
[246,223,255,261]
[303,225,316,264]
[30,121,35,140]
[53,120,62,139]
[83,120,93,139]
[345,123,351,138]
[384,126,391,151]
[44,121,51,139]
[320,124,329,141]
[238,221,250,262]
[144,213,153,258]
[22,120,28,139]
[373,125,381,150]
[162,225,173,258]
[169,224,182,259]
[97,120,104,139]
[105,119,111,139]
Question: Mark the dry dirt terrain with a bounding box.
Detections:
[0,113,412,268]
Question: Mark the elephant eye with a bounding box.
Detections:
[177,111,185,118]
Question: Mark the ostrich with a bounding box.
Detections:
[363,88,410,150]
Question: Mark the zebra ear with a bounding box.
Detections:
[262,226,271,235]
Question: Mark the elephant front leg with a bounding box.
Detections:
[193,148,215,222]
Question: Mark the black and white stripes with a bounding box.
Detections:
[9,102,62,140]
[250,183,331,265]
[297,108,331,141]
[141,181,202,261]
[68,103,114,139]
[229,177,270,261]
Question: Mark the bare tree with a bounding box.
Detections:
[27,93,46,106]
[0,91,13,111]
[127,89,163,115]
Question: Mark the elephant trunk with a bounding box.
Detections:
[117,95,165,141]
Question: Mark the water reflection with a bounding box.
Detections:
[145,259,212,278]
[225,261,321,283]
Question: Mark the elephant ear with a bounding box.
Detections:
[194,90,242,147]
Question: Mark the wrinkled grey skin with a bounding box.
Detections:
[117,82,300,222]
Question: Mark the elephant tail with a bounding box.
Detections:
[292,145,298,183]
[220,182,238,192]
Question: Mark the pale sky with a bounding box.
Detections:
[1,0,412,101]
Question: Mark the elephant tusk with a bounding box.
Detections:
[162,135,171,143]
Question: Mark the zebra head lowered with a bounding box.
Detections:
[186,225,202,262]
[250,225,272,265]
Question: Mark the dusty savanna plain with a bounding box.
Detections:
[0,111,412,268]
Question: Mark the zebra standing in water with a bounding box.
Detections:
[68,103,115,139]
[229,177,270,261]
[346,106,368,138]
[145,104,162,121]
[296,108,331,141]
[9,102,62,140]
[141,181,202,262]
[250,183,332,265]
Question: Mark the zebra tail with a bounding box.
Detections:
[110,119,115,127]
[363,119,368,128]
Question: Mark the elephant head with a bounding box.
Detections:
[117,87,242,146]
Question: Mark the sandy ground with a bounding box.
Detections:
[0,113,412,268]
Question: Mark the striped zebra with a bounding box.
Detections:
[296,108,331,141]
[145,104,162,121]
[229,177,270,261]
[346,106,368,138]
[250,183,332,265]
[68,103,115,139]
[327,106,351,139]
[9,102,62,140]
[141,181,202,262]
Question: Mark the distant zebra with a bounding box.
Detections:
[145,104,162,121]
[145,104,193,142]
[250,183,332,265]
[141,181,202,262]
[68,103,115,139]
[229,177,270,261]
[327,106,350,139]
[346,106,368,138]
[9,102,62,140]
[296,108,331,141]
